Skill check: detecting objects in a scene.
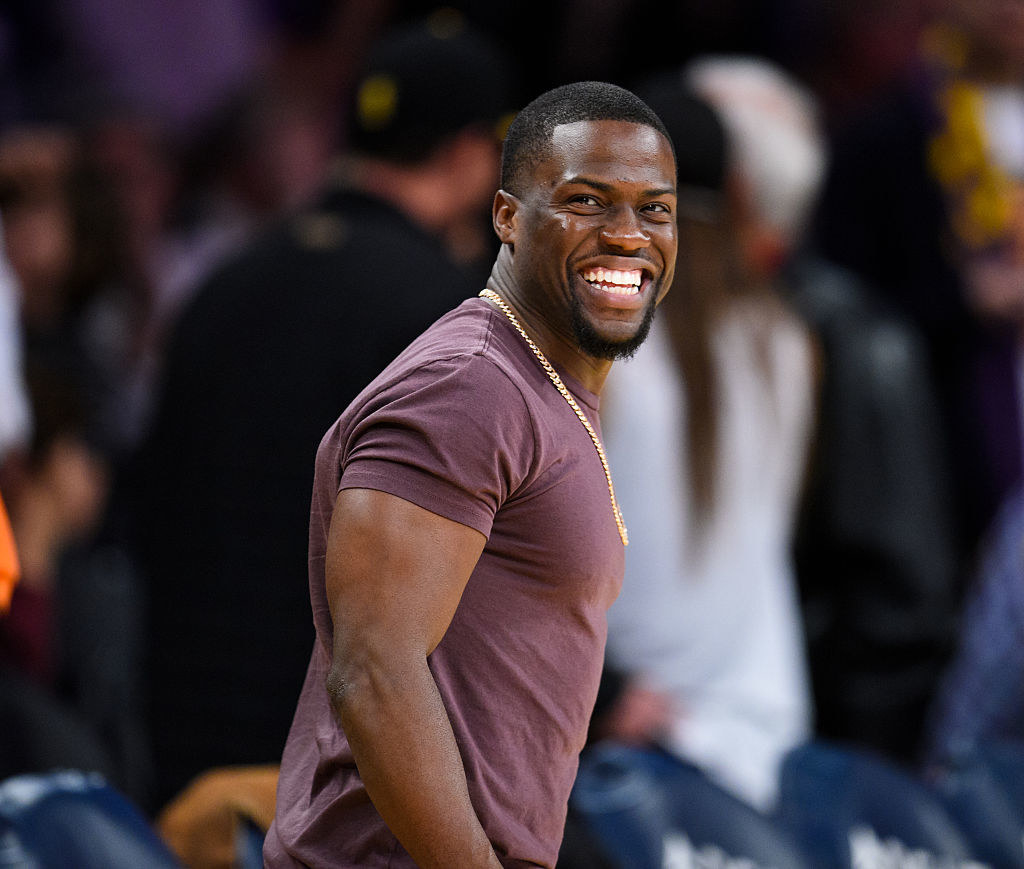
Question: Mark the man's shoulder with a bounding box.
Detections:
[325,301,544,456]
[192,188,457,294]
[377,300,531,399]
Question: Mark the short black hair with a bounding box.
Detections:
[500,81,673,196]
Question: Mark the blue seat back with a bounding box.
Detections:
[931,741,1024,867]
[237,816,266,869]
[571,744,811,869]
[972,741,1024,814]
[776,742,979,867]
[0,771,181,868]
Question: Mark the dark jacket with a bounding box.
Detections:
[785,255,960,763]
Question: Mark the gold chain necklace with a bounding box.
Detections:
[479,288,628,546]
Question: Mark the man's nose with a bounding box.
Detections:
[599,206,650,251]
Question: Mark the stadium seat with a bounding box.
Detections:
[570,743,811,868]
[775,741,980,867]
[930,741,1024,867]
[0,770,181,868]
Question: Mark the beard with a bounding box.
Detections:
[569,289,659,361]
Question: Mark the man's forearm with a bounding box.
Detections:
[328,658,503,869]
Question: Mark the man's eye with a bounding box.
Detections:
[571,195,601,207]
[642,202,671,214]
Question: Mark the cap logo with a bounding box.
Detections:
[357,74,398,131]
[427,7,466,39]
[494,111,516,143]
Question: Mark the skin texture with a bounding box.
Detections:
[324,118,677,868]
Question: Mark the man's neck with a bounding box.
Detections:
[484,253,612,396]
[338,155,451,236]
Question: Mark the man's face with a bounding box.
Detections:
[510,119,677,360]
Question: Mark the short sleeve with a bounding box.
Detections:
[338,354,537,537]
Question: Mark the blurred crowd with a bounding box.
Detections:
[1,0,1024,866]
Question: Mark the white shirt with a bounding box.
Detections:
[0,218,31,461]
[602,298,815,811]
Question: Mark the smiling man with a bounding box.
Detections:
[264,81,677,869]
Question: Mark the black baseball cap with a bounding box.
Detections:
[637,72,729,219]
[346,9,517,163]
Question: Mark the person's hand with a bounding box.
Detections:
[598,680,675,746]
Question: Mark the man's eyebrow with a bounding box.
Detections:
[561,175,677,197]
[642,186,677,198]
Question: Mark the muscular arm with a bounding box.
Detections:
[324,487,502,869]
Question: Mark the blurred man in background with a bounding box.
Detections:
[133,11,517,811]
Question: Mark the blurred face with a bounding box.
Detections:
[42,438,109,542]
[0,130,77,312]
[441,129,503,263]
[3,198,74,306]
[454,129,503,215]
[507,119,677,359]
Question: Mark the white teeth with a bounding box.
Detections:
[582,268,643,295]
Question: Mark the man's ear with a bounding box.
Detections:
[492,189,519,247]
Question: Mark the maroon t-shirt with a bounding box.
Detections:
[264,298,625,868]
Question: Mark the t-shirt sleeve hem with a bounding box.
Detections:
[339,459,494,538]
